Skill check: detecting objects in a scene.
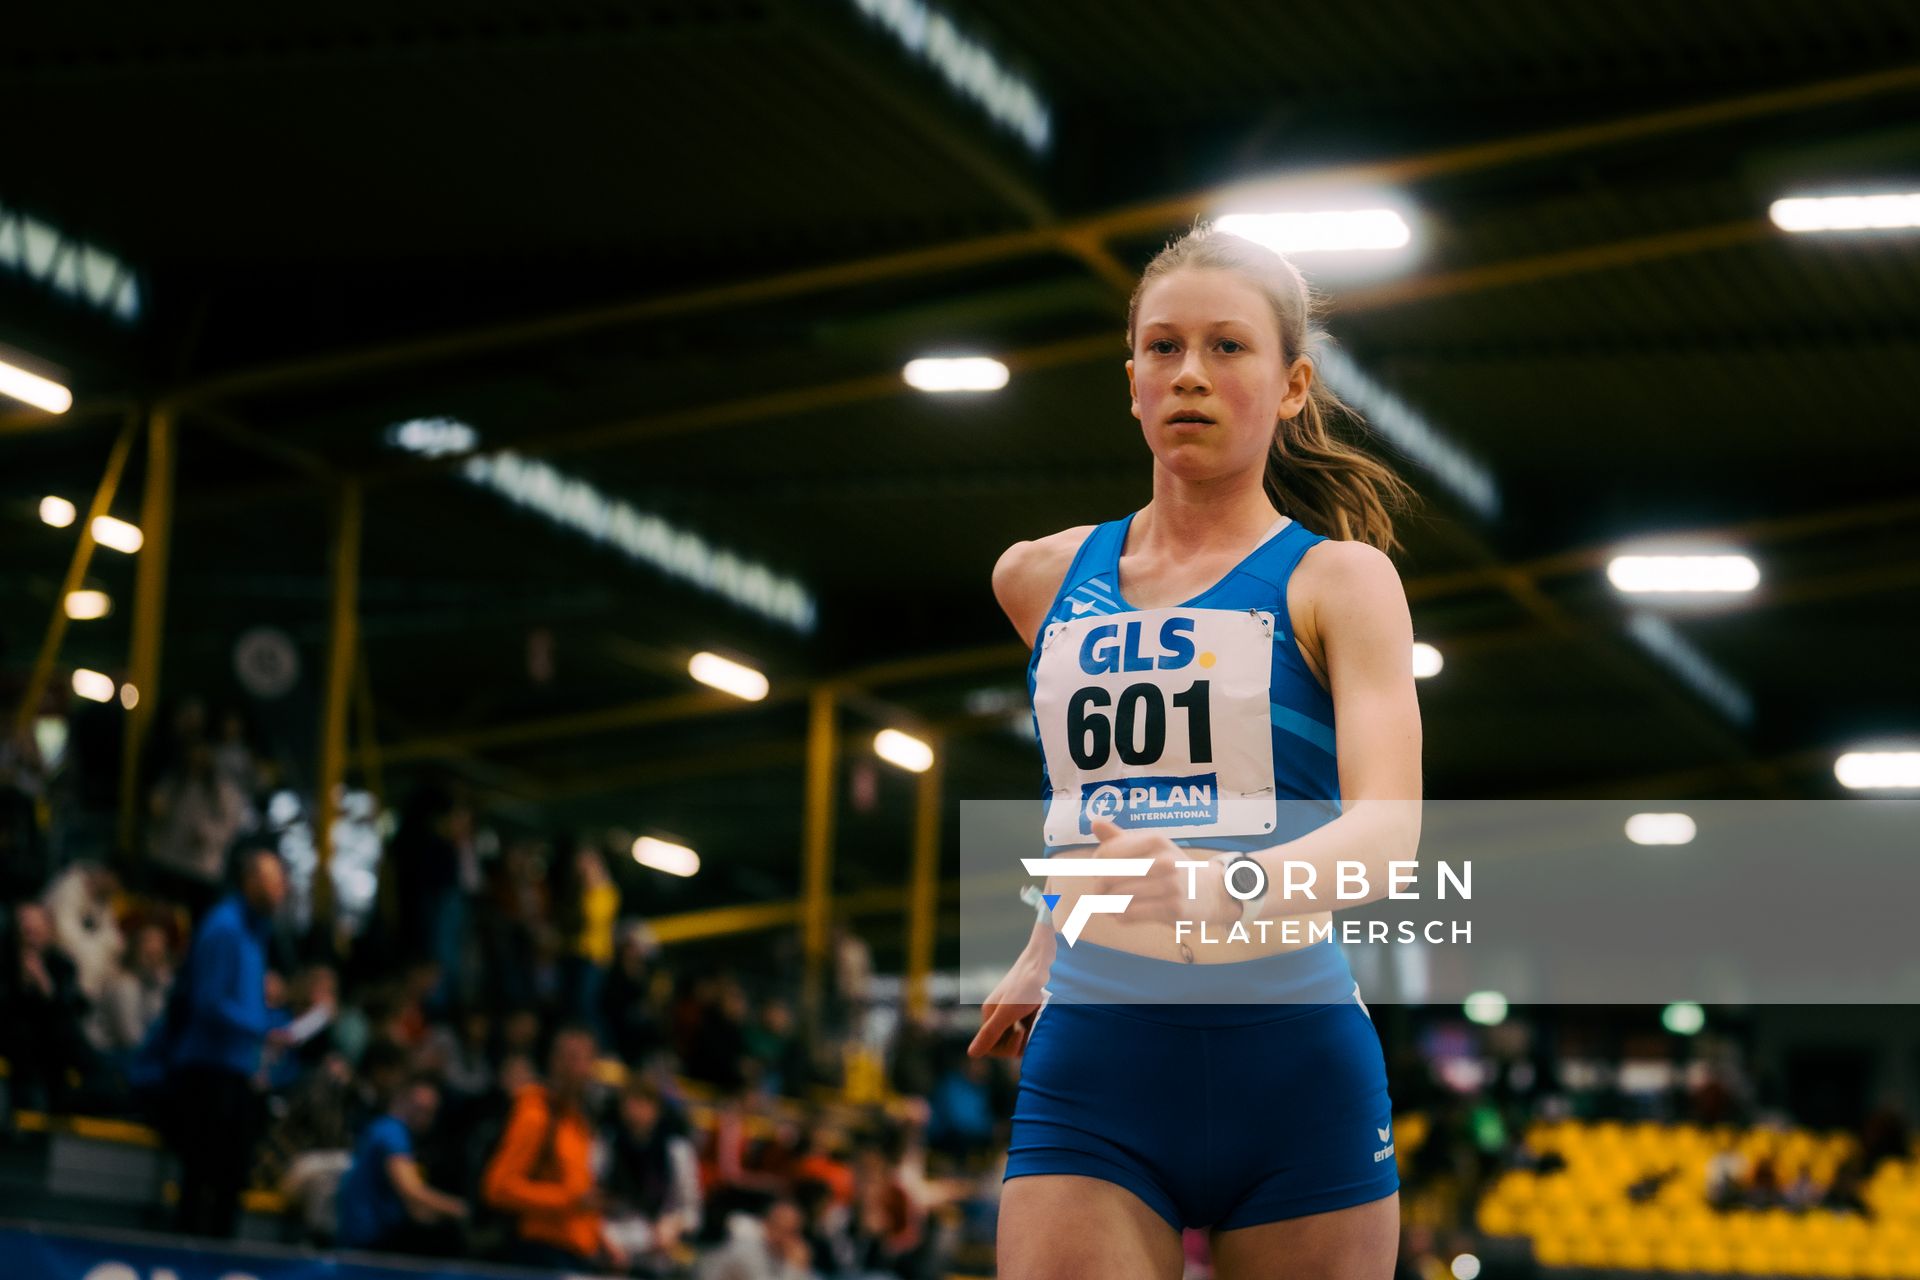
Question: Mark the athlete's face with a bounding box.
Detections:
[1126,269,1312,480]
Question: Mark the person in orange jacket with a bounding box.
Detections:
[483,1024,618,1271]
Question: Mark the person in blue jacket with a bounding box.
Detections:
[170,845,288,1238]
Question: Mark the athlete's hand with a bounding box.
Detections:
[969,953,1049,1059]
[1087,818,1238,928]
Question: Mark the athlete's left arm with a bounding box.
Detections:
[1245,540,1423,916]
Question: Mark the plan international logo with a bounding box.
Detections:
[1079,775,1220,834]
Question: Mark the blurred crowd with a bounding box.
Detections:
[1,696,1021,1278]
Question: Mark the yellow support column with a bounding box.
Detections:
[14,414,141,739]
[905,741,943,1021]
[117,406,175,858]
[800,685,839,1034]
[314,479,362,936]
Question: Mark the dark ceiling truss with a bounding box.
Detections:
[13,34,1920,814]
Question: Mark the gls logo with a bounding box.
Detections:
[1078,617,1198,675]
[1020,857,1153,946]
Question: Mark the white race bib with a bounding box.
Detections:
[1034,606,1278,846]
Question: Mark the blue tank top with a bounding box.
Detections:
[1026,512,1340,855]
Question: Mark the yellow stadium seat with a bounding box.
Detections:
[1532,1235,1573,1267]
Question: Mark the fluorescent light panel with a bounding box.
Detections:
[689,652,769,701]
[71,669,115,703]
[902,356,1008,393]
[632,836,700,877]
[91,515,143,553]
[874,728,934,773]
[64,590,110,620]
[0,357,72,414]
[1770,193,1920,233]
[1625,813,1696,846]
[1607,555,1759,594]
[1834,751,1920,790]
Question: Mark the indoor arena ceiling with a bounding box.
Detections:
[6,1,1919,912]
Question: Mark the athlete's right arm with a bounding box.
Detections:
[969,529,1095,1060]
[990,525,1097,647]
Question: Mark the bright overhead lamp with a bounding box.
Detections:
[1770,193,1920,233]
[1463,990,1508,1027]
[1412,642,1443,679]
[40,496,76,528]
[1607,555,1758,594]
[0,355,72,414]
[632,836,700,877]
[71,669,115,703]
[1834,750,1920,790]
[1216,209,1412,254]
[1625,813,1696,846]
[1662,1002,1706,1036]
[64,590,110,620]
[689,651,769,702]
[874,728,935,773]
[91,515,143,554]
[902,357,1009,393]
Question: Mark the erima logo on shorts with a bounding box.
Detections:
[1374,1125,1395,1163]
[1078,774,1219,835]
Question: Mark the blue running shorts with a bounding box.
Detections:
[1003,939,1399,1232]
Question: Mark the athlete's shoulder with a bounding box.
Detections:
[992,524,1100,646]
[1294,537,1412,632]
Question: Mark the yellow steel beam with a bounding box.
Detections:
[1339,219,1774,312]
[372,642,1024,766]
[906,742,944,1021]
[314,479,363,931]
[645,883,958,947]
[116,407,176,857]
[371,689,781,767]
[14,413,141,738]
[801,686,839,1030]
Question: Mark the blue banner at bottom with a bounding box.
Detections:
[0,1224,563,1280]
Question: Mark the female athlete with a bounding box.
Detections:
[968,224,1424,1279]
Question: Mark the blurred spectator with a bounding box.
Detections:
[0,725,50,905]
[43,859,123,1005]
[266,964,339,1095]
[745,998,812,1100]
[335,1074,469,1253]
[146,737,251,921]
[167,847,288,1238]
[1705,1144,1747,1211]
[1,900,97,1112]
[481,839,548,1012]
[603,925,669,1068]
[925,1058,995,1162]
[423,1006,495,1103]
[95,921,174,1056]
[792,1121,854,1210]
[698,1199,818,1280]
[603,1076,702,1270]
[558,843,619,1035]
[687,977,751,1093]
[851,1140,926,1278]
[391,781,473,1012]
[483,1024,610,1271]
[210,709,261,802]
